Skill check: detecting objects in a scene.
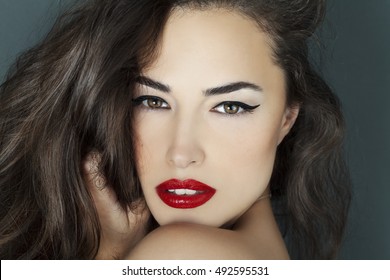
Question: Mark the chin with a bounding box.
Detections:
[153,212,231,228]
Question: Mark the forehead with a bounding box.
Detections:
[144,8,283,91]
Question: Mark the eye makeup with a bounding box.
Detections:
[211,101,260,115]
[132,95,170,110]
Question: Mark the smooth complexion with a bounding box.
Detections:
[133,9,299,228]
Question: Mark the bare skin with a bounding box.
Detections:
[83,8,296,260]
[133,9,299,230]
[84,154,288,259]
[83,153,150,259]
[127,198,289,259]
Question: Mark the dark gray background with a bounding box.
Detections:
[1,0,389,259]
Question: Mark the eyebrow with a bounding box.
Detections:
[204,81,262,96]
[136,76,171,93]
[136,76,263,95]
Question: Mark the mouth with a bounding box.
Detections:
[156,179,216,209]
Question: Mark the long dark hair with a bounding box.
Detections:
[0,0,351,259]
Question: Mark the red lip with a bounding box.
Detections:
[156,179,216,209]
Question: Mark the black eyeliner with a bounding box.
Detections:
[132,95,164,105]
[233,102,261,111]
[132,95,170,110]
[213,101,261,113]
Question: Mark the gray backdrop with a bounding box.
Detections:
[1,0,389,259]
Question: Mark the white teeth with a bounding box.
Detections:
[186,189,197,195]
[175,189,186,195]
[167,189,198,195]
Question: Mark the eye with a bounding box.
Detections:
[211,101,260,115]
[132,95,170,110]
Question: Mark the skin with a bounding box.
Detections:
[133,9,298,228]
[83,153,150,259]
[127,199,289,259]
[84,8,298,259]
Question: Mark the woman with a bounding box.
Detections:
[0,0,351,259]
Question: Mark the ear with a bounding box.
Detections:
[277,104,300,145]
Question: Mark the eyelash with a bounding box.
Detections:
[132,95,170,110]
[132,95,260,115]
[211,101,260,115]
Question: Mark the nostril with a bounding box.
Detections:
[168,157,197,169]
[165,129,206,168]
[166,145,205,169]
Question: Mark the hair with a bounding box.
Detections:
[0,0,351,259]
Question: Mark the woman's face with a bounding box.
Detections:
[133,9,298,227]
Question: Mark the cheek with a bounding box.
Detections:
[133,126,165,202]
[233,130,276,165]
[133,115,166,174]
[206,118,281,191]
[209,115,280,166]
[220,130,277,182]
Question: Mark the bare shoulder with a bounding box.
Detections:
[127,223,260,260]
[126,200,290,260]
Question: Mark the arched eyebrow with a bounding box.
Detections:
[204,81,262,96]
[136,76,171,93]
[136,76,263,95]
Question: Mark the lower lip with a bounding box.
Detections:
[156,179,216,209]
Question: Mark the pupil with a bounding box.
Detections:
[224,103,238,114]
[148,99,161,108]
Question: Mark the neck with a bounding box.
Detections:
[233,198,290,259]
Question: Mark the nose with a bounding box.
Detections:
[166,118,205,169]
